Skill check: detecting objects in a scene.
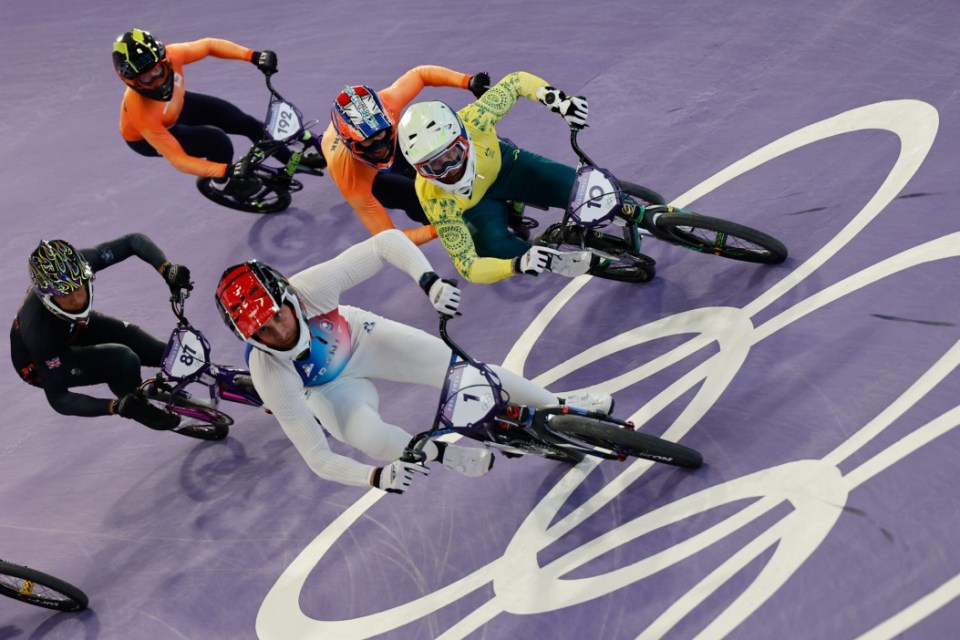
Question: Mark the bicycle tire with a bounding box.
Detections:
[618,180,667,206]
[549,415,702,468]
[0,560,89,611]
[651,211,788,264]
[196,177,292,214]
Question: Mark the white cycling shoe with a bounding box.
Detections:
[437,442,495,477]
[561,392,614,415]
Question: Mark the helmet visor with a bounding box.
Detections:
[133,60,171,91]
[217,269,281,339]
[415,137,468,179]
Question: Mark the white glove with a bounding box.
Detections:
[536,86,589,128]
[419,271,461,315]
[373,459,430,494]
[513,245,560,276]
[549,250,593,277]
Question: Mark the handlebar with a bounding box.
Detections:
[169,287,191,326]
[569,126,596,168]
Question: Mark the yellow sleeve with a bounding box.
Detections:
[418,182,515,284]
[461,71,550,132]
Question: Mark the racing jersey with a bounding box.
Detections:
[10,234,169,416]
[245,230,435,487]
[413,71,553,283]
[118,39,254,178]
[321,66,472,246]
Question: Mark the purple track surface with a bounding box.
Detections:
[2,1,959,638]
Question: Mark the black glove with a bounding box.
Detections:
[114,392,181,431]
[225,156,261,198]
[162,263,193,294]
[251,50,278,74]
[468,72,490,99]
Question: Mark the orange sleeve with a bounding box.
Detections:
[141,126,228,177]
[379,66,471,112]
[175,38,254,65]
[321,123,437,245]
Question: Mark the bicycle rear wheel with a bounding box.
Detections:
[196,177,292,214]
[651,210,788,264]
[549,415,702,468]
[0,560,89,611]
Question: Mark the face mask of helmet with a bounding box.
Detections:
[332,86,396,170]
[112,29,174,101]
[215,262,311,359]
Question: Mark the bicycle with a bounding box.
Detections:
[0,558,88,611]
[140,289,264,441]
[402,313,702,468]
[533,127,789,283]
[196,72,326,214]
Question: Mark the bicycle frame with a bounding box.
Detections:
[403,315,639,464]
[149,291,262,412]
[248,73,324,180]
[561,128,652,252]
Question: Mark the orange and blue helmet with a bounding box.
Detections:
[331,85,397,170]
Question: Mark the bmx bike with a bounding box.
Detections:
[196,72,326,214]
[534,127,789,283]
[403,313,702,468]
[140,289,264,441]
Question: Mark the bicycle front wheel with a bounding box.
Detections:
[651,210,788,264]
[0,561,89,611]
[549,415,702,468]
[196,177,292,214]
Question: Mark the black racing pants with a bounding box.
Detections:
[51,316,165,398]
[126,91,263,164]
[370,152,429,225]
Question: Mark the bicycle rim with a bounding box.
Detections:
[196,178,292,214]
[0,562,89,611]
[549,415,702,468]
[653,212,788,263]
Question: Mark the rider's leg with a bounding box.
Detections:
[488,142,576,210]
[178,92,262,145]
[463,199,530,259]
[56,344,146,398]
[179,91,293,165]
[370,172,429,224]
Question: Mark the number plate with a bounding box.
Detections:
[568,166,623,226]
[162,328,208,378]
[266,98,303,141]
[442,364,499,427]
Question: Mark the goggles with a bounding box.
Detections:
[414,137,469,179]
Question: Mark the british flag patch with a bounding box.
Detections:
[45,356,62,369]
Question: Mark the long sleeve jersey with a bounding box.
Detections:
[321,66,472,246]
[414,71,555,283]
[118,38,255,177]
[246,230,434,488]
[10,234,170,416]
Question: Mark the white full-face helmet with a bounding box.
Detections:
[398,101,476,197]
